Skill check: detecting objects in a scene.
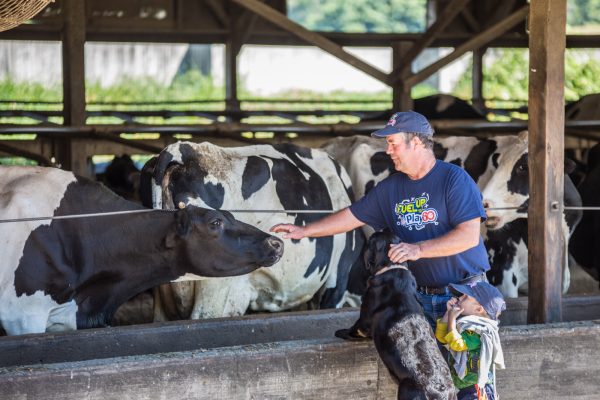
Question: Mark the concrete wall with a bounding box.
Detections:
[1,299,600,400]
[0,40,467,94]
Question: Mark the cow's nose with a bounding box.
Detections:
[266,237,284,254]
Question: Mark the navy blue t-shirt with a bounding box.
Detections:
[350,160,490,287]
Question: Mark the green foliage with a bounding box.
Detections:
[568,0,600,27]
[0,78,62,103]
[87,69,224,103]
[287,0,427,33]
[451,48,600,106]
[564,51,600,100]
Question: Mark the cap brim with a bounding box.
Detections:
[448,283,476,298]
[371,125,402,138]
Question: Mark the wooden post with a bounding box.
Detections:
[527,0,567,324]
[472,47,485,113]
[224,39,241,114]
[225,6,241,119]
[392,42,413,111]
[61,0,89,176]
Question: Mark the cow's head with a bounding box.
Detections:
[168,206,284,277]
[481,131,529,230]
[481,130,582,232]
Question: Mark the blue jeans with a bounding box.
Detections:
[415,289,453,330]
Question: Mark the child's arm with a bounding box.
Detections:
[436,298,459,343]
[445,306,468,351]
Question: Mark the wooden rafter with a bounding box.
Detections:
[230,0,388,84]
[233,8,259,50]
[205,0,229,28]
[0,142,54,166]
[388,0,471,85]
[404,5,529,87]
[460,8,479,32]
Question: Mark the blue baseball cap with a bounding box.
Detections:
[371,111,434,138]
[449,281,506,320]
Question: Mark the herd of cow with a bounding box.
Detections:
[1,95,599,337]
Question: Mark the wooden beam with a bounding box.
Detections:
[205,0,230,28]
[231,0,388,84]
[472,47,485,112]
[233,8,260,48]
[389,0,471,85]
[460,8,479,32]
[392,42,413,111]
[0,142,55,166]
[489,0,519,25]
[60,0,89,177]
[405,5,529,87]
[527,0,567,324]
[62,0,86,127]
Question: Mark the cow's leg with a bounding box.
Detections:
[191,276,254,319]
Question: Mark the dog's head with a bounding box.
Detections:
[364,230,401,275]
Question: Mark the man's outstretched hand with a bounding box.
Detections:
[270,223,306,240]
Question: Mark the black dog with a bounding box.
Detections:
[335,231,456,400]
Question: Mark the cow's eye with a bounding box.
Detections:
[210,218,223,228]
[517,164,526,173]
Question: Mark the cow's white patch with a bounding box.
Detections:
[0,166,79,335]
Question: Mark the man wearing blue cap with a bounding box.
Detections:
[270,110,490,326]
[436,281,506,399]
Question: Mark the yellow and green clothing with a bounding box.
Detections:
[435,320,493,390]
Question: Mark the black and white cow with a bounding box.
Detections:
[481,131,583,296]
[144,141,363,320]
[570,142,600,283]
[0,166,283,335]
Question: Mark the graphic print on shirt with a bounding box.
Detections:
[394,193,439,231]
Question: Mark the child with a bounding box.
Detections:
[435,281,506,400]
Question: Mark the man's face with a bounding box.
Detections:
[385,132,414,172]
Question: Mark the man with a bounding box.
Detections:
[270,111,490,327]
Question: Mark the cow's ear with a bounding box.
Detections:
[165,210,191,248]
[175,209,191,236]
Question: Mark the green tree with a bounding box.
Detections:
[451,48,600,106]
[288,0,427,33]
[568,0,600,27]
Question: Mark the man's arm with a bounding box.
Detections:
[270,207,364,240]
[388,217,481,263]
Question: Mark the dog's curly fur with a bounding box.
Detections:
[335,231,456,400]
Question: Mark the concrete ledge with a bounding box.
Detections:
[2,295,600,368]
[1,320,600,400]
